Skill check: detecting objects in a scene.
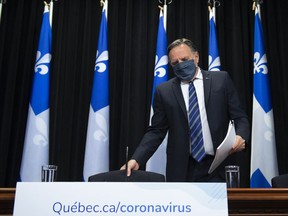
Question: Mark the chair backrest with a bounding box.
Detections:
[271,174,288,188]
[88,170,165,182]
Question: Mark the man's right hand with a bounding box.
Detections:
[120,159,140,176]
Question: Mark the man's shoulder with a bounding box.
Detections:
[157,77,178,88]
[154,77,179,94]
[202,70,230,80]
[202,70,228,76]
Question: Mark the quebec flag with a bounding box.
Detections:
[83,0,109,181]
[250,5,278,188]
[145,9,168,177]
[208,7,221,71]
[20,4,52,181]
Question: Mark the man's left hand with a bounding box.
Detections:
[230,135,246,154]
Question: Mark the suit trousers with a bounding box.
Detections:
[186,155,225,182]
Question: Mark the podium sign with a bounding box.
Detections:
[13,182,228,216]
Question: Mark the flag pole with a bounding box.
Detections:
[250,0,279,188]
[208,0,221,71]
[252,0,264,17]
[44,1,54,28]
[0,2,2,25]
[163,1,167,31]
[145,0,170,176]
[208,0,220,24]
[49,0,53,27]
[0,0,6,24]
[159,0,171,31]
[100,0,104,7]
[252,0,263,11]
[20,0,52,181]
[83,0,109,181]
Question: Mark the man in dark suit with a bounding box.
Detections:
[122,38,249,182]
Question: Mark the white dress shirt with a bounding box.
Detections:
[180,68,214,156]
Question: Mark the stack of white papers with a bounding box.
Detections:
[208,121,236,174]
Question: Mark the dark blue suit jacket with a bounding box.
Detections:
[132,70,250,182]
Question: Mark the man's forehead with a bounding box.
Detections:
[169,45,193,57]
[173,44,190,51]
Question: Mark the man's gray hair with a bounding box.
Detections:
[167,38,198,54]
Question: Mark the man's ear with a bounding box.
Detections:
[194,52,200,65]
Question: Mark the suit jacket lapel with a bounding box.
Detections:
[171,78,188,120]
[202,70,211,106]
[170,71,212,119]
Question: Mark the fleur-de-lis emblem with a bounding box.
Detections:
[95,50,108,73]
[208,55,221,71]
[33,116,48,146]
[35,51,51,75]
[264,114,274,142]
[94,112,108,142]
[254,52,268,75]
[154,55,168,78]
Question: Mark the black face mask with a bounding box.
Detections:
[172,59,196,81]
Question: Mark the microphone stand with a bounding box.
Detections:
[125,146,130,181]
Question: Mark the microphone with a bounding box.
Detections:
[125,146,130,180]
[125,146,129,171]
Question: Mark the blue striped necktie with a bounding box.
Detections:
[189,81,206,162]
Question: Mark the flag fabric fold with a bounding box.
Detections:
[20,4,52,181]
[250,5,278,188]
[83,0,109,182]
[208,6,221,71]
[0,1,3,24]
[145,9,168,176]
